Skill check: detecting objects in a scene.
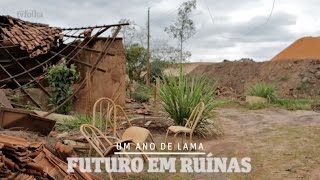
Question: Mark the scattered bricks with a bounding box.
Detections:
[55,142,77,161]
[0,134,95,179]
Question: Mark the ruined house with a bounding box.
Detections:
[0,15,127,114]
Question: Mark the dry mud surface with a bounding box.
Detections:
[197,108,320,179]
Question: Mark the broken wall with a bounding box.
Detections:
[73,38,126,114]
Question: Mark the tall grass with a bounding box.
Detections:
[159,74,216,137]
[247,82,277,102]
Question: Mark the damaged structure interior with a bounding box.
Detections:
[0,15,128,179]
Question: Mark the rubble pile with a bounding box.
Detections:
[215,86,239,98]
[0,134,93,179]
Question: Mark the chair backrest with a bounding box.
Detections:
[110,105,132,138]
[80,124,113,157]
[185,102,205,131]
[92,97,116,136]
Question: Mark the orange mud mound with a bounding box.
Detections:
[185,36,320,97]
[272,37,320,61]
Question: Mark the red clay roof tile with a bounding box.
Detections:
[0,16,62,58]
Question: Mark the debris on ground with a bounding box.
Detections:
[0,107,55,135]
[0,134,95,179]
[0,89,12,108]
[125,99,154,116]
[215,86,239,98]
[33,110,75,123]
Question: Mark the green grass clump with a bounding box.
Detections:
[159,74,217,137]
[274,98,312,110]
[247,82,277,102]
[56,114,92,131]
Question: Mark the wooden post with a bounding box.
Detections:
[154,78,160,116]
[146,7,151,87]
[85,72,92,115]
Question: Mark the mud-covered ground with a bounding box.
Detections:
[133,107,320,180]
[195,107,320,179]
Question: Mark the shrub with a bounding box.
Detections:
[126,44,147,83]
[247,82,277,102]
[132,84,152,103]
[46,63,79,114]
[159,74,216,137]
[150,60,167,83]
[7,94,22,103]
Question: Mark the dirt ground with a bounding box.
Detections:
[134,107,320,180]
[4,104,319,179]
[199,107,320,179]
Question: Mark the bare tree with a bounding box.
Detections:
[151,39,191,62]
[115,18,138,49]
[164,0,196,63]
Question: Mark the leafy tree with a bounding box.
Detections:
[126,43,147,82]
[46,63,79,114]
[150,59,168,83]
[164,0,196,63]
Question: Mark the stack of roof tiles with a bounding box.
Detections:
[0,135,43,178]
[0,134,93,179]
[0,15,63,58]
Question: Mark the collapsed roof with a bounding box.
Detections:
[0,15,63,58]
[0,15,128,114]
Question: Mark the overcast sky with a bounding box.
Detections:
[1,0,320,62]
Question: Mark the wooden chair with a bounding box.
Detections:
[92,97,116,136]
[90,98,155,158]
[165,102,205,150]
[110,105,157,149]
[80,124,131,180]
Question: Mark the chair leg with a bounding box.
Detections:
[108,172,113,180]
[173,133,179,151]
[189,133,193,151]
[88,146,92,156]
[149,133,157,151]
[119,149,132,178]
[182,132,186,144]
[130,143,148,162]
[120,149,132,160]
[165,129,170,144]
